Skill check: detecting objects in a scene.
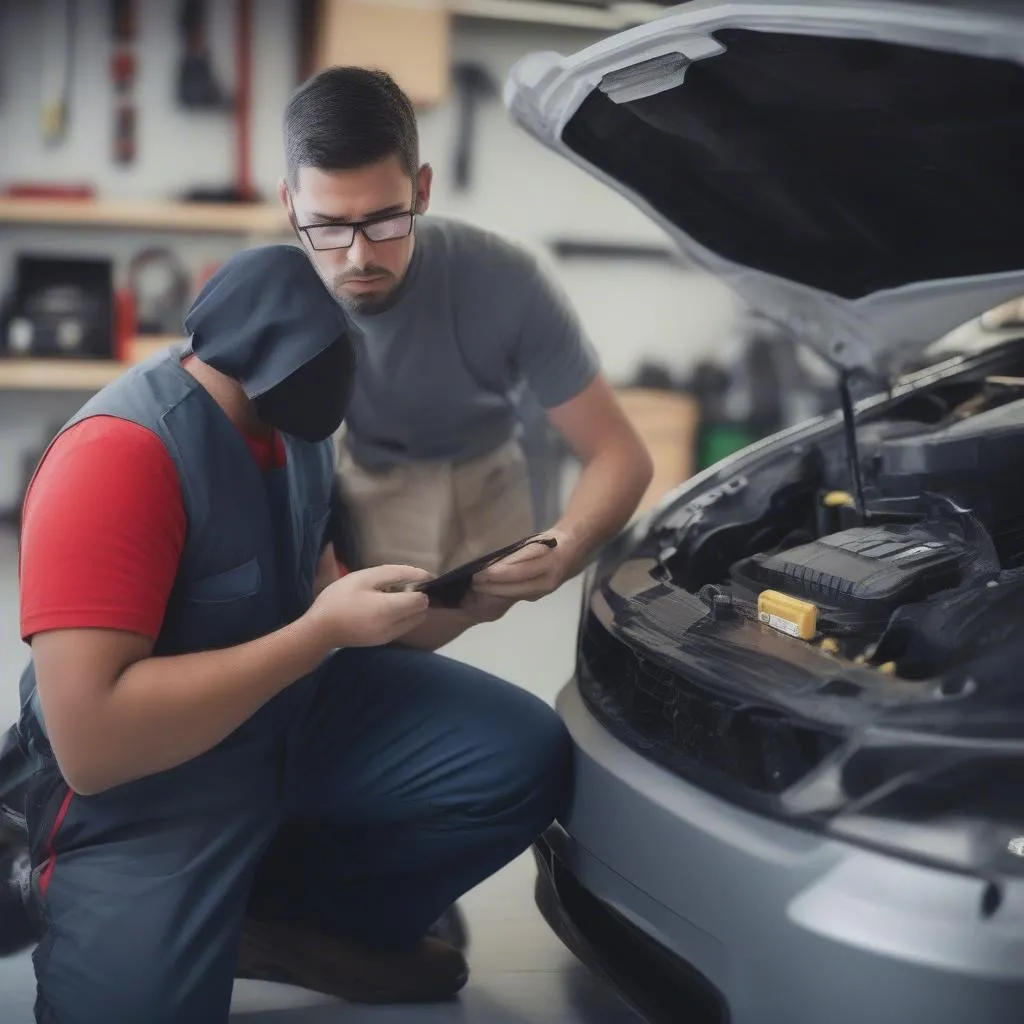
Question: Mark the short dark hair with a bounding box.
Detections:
[284,66,420,187]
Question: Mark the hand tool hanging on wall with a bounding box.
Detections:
[177,0,232,110]
[111,0,137,165]
[451,62,498,192]
[40,0,76,146]
[296,0,319,84]
[233,0,256,200]
[182,0,258,202]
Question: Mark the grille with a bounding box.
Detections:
[579,610,840,797]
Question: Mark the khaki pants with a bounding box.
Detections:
[337,437,536,575]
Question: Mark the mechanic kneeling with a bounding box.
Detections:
[8,245,571,1023]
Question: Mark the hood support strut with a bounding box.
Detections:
[839,371,866,523]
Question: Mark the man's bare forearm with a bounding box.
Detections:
[37,615,333,796]
[397,608,476,650]
[556,438,653,575]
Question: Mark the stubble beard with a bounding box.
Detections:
[332,277,400,316]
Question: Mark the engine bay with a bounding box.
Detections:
[656,363,1024,683]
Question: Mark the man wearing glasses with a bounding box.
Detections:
[0,66,655,1012]
[278,66,653,610]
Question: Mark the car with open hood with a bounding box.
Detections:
[505,2,1024,1022]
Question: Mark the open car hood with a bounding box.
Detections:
[506,0,1024,378]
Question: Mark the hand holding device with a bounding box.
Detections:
[383,535,559,609]
[310,565,432,647]
[471,528,572,603]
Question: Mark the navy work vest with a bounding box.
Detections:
[19,345,336,734]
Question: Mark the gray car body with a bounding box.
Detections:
[542,353,1024,1021]
[554,673,1024,1023]
[506,2,1024,1021]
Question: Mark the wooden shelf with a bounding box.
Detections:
[0,198,289,235]
[0,336,181,392]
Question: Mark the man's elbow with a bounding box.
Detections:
[53,752,110,798]
[634,437,655,491]
[46,718,121,796]
[66,777,106,799]
[618,430,654,499]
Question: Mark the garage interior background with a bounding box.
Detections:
[0,0,753,515]
[0,5,747,1021]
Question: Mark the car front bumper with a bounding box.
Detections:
[539,679,1024,1024]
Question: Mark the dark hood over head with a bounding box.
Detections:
[184,244,353,400]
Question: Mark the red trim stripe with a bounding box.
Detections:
[37,788,74,898]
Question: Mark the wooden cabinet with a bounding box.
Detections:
[616,388,700,516]
[312,0,451,107]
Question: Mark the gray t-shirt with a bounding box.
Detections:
[343,216,600,470]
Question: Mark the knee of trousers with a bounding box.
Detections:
[480,698,574,836]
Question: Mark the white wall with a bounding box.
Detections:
[0,0,296,200]
[0,1,740,509]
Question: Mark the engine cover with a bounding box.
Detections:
[731,521,984,633]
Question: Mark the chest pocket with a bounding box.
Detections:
[163,555,275,655]
[188,557,261,603]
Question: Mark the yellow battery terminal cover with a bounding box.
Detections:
[822,490,854,508]
[757,590,818,640]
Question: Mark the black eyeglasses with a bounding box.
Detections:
[297,208,416,252]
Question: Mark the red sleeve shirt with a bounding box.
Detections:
[18,415,290,643]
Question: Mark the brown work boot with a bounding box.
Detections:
[235,917,469,1004]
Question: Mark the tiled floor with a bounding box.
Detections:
[0,525,641,1023]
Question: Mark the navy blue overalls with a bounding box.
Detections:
[16,347,570,1024]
